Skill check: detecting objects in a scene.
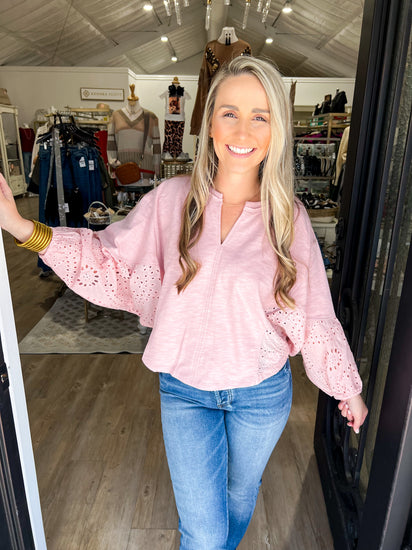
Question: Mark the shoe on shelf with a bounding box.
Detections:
[162,152,173,161]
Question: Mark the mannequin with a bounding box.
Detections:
[122,84,143,119]
[107,84,161,181]
[190,28,251,135]
[159,76,191,159]
[217,26,238,45]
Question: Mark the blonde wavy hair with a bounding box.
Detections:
[176,55,296,308]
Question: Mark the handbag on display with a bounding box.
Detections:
[115,162,141,185]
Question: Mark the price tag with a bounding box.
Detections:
[89,159,95,171]
[79,156,86,168]
[64,203,70,213]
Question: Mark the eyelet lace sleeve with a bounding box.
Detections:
[301,318,362,400]
[39,191,161,326]
[273,202,363,400]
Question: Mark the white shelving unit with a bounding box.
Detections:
[0,104,26,196]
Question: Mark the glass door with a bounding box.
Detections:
[314,0,412,548]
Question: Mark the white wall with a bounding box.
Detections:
[283,77,355,110]
[0,66,355,159]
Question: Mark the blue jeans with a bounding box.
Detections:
[159,361,293,550]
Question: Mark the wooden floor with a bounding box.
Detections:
[4,195,334,550]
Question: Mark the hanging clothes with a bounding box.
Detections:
[159,81,191,158]
[32,120,109,274]
[19,127,35,184]
[190,39,252,135]
[31,117,108,228]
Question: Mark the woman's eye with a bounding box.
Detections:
[223,112,236,118]
[254,115,268,122]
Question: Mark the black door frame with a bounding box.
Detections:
[357,224,412,549]
[314,0,412,548]
[0,334,35,550]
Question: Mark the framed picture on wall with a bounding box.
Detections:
[80,88,125,101]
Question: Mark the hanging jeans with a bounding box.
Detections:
[159,361,293,550]
[38,144,103,226]
[37,143,104,270]
[22,151,32,184]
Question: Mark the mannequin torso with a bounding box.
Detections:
[122,100,143,121]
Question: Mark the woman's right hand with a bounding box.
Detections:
[0,173,34,242]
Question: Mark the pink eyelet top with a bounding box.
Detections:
[40,175,362,398]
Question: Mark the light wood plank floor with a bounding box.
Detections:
[4,195,334,549]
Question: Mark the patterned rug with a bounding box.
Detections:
[19,289,150,354]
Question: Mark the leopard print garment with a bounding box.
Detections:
[162,120,185,158]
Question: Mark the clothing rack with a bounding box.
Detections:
[29,116,114,274]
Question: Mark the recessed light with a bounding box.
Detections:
[282,1,292,13]
[171,56,178,62]
[266,37,273,44]
[161,36,168,42]
[143,3,153,11]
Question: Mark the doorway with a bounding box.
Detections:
[315,0,412,548]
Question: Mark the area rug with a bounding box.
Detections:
[19,289,150,354]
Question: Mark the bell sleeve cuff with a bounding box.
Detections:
[301,317,363,400]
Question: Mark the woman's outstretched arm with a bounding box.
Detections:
[0,173,35,244]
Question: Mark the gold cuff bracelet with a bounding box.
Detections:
[15,220,53,252]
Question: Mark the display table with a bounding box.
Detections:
[310,218,337,247]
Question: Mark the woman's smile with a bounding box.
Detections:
[209,73,271,179]
[226,145,256,156]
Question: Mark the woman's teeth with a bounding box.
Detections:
[228,145,254,154]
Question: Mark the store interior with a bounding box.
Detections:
[0,1,365,548]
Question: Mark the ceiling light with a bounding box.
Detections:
[143,3,153,11]
[282,1,292,13]
[265,37,273,44]
[171,56,178,62]
[161,36,168,42]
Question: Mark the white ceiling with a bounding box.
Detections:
[0,0,364,77]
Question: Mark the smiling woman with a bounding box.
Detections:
[0,55,367,550]
[209,73,271,198]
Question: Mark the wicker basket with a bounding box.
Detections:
[85,201,113,228]
[307,207,339,221]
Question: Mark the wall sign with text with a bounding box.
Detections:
[80,88,125,101]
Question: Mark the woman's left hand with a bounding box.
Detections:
[338,394,368,434]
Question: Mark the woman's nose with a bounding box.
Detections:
[235,118,250,140]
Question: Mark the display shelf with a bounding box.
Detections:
[65,106,112,127]
[0,104,26,196]
[304,112,350,142]
[161,160,193,179]
[294,113,349,200]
